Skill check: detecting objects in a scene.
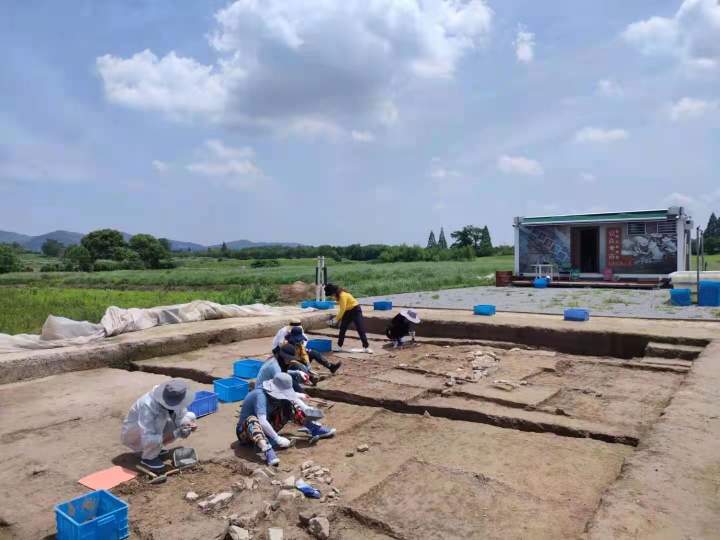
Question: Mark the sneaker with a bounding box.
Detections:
[363,347,374,354]
[158,447,171,460]
[141,457,166,470]
[328,360,342,374]
[265,447,280,467]
[332,346,344,353]
[306,422,336,440]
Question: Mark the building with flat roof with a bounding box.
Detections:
[513,207,693,280]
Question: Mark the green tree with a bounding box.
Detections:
[451,225,483,252]
[0,245,22,273]
[706,213,719,238]
[478,226,493,256]
[129,234,170,269]
[81,229,126,261]
[437,227,448,249]
[41,239,64,257]
[426,231,437,249]
[64,245,94,271]
[220,242,230,257]
[158,238,172,252]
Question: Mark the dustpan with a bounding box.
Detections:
[172,447,198,468]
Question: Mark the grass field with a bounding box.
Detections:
[0,256,513,334]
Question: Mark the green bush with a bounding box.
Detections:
[251,259,281,268]
[0,245,23,274]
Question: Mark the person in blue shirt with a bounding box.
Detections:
[258,328,314,392]
[236,372,335,466]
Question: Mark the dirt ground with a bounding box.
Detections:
[1,330,696,540]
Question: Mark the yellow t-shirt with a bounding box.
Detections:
[335,291,359,322]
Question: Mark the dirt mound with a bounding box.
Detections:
[279,281,316,303]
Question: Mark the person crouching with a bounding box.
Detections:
[121,379,197,470]
[385,309,421,348]
[236,372,335,466]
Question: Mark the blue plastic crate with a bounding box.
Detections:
[300,300,315,309]
[373,300,393,310]
[670,288,692,307]
[188,390,218,418]
[698,281,720,307]
[564,308,590,322]
[233,359,265,379]
[533,277,549,288]
[55,489,128,540]
[473,304,496,316]
[214,377,249,402]
[313,301,336,310]
[307,338,332,352]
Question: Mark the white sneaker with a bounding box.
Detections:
[363,347,374,354]
[332,346,344,353]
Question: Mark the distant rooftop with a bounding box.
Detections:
[517,209,673,226]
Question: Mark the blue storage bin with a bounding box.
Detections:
[373,300,393,310]
[55,489,128,540]
[233,359,265,379]
[473,304,496,316]
[214,377,249,402]
[533,277,549,288]
[307,338,332,352]
[313,301,336,310]
[188,390,218,418]
[300,300,315,309]
[564,308,590,321]
[698,281,720,307]
[670,288,692,307]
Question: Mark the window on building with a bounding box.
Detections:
[657,220,676,235]
[627,222,646,235]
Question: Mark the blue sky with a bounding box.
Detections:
[1,0,718,245]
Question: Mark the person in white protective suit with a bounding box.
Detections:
[121,379,197,470]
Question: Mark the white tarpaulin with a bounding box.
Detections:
[0,301,311,354]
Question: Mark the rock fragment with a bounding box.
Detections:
[357,444,369,452]
[228,525,251,540]
[185,491,199,501]
[308,516,330,539]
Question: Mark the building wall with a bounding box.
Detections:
[517,221,679,276]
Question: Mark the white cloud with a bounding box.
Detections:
[574,127,629,143]
[186,139,264,191]
[152,160,169,173]
[432,201,447,213]
[513,25,535,63]
[579,172,597,183]
[97,0,492,136]
[351,130,375,142]
[623,0,720,69]
[430,167,461,179]
[596,79,623,98]
[668,97,718,121]
[497,155,543,176]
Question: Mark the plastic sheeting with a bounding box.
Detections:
[0,300,311,354]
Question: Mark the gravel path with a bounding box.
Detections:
[360,287,720,320]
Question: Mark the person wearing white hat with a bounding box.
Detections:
[236,372,335,466]
[121,379,197,470]
[385,309,421,348]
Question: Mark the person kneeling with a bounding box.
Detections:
[385,309,421,348]
[236,373,335,466]
[121,379,197,470]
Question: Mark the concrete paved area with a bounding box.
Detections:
[361,286,720,320]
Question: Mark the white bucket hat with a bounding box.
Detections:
[151,379,194,410]
[262,372,300,402]
[400,309,421,324]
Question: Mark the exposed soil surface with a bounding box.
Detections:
[0,326,714,539]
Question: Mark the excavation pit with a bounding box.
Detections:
[1,309,719,539]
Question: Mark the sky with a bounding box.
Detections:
[0,0,718,246]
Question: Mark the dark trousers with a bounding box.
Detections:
[338,305,369,348]
[307,349,333,369]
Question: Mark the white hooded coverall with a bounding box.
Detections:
[121,387,196,460]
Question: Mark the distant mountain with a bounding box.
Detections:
[23,230,84,252]
[0,230,31,245]
[210,239,303,250]
[1,229,298,253]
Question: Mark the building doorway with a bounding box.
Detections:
[572,227,599,273]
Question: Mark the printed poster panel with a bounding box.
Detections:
[518,225,570,274]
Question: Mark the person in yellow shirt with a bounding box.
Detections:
[324,283,372,353]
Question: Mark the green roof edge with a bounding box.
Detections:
[520,209,669,225]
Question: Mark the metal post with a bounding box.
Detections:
[315,256,327,301]
[696,227,701,291]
